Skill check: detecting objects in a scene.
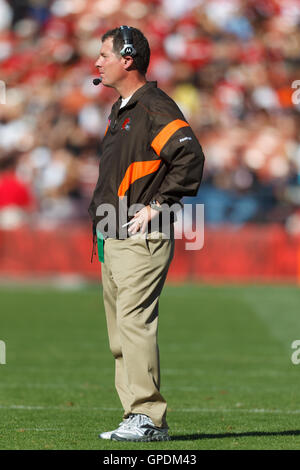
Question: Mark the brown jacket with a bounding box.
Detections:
[89,81,205,238]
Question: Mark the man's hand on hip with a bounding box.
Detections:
[128,203,161,235]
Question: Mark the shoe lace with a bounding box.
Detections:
[119,414,136,429]
[131,413,154,428]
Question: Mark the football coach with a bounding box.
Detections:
[89,26,205,442]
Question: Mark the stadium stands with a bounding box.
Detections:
[0,0,300,231]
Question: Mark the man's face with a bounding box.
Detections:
[95,37,124,88]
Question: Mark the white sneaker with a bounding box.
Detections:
[99,415,135,440]
[111,414,170,442]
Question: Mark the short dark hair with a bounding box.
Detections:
[102,27,150,76]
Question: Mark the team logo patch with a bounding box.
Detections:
[122,118,131,131]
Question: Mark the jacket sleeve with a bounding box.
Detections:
[149,97,205,206]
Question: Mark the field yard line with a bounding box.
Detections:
[0,384,71,388]
[0,383,92,389]
[2,404,300,415]
[176,408,300,414]
[0,405,121,411]
[0,382,294,391]
[14,428,60,431]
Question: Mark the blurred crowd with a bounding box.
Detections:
[0,0,300,230]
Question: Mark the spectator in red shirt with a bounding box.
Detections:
[0,152,34,228]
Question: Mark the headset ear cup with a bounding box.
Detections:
[120,45,136,57]
[120,26,136,57]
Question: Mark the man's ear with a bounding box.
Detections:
[122,56,134,70]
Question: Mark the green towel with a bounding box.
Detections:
[96,230,105,263]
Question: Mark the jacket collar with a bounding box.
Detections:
[113,81,157,113]
[126,81,157,105]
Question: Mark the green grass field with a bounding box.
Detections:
[1,283,300,450]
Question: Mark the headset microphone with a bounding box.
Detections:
[93,78,102,85]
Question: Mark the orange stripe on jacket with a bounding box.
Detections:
[151,119,189,156]
[118,160,161,198]
[104,121,110,136]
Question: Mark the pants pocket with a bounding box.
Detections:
[145,238,152,256]
[145,236,169,257]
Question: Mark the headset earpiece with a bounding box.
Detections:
[119,25,136,57]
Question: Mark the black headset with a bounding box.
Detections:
[119,25,136,57]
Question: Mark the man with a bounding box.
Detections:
[89,26,205,442]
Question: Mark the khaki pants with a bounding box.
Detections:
[101,230,174,428]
